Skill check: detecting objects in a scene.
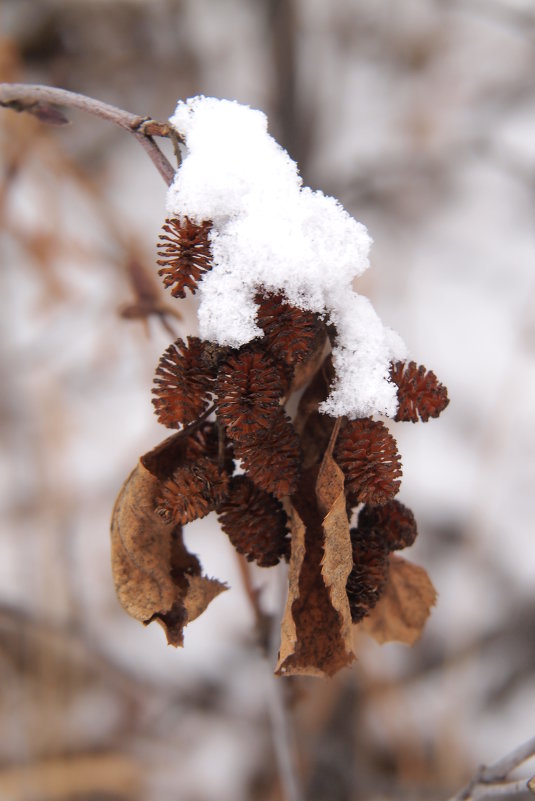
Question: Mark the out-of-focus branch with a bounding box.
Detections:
[0,83,177,185]
[448,735,535,801]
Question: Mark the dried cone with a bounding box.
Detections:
[218,476,290,567]
[335,418,402,505]
[358,500,418,552]
[157,217,213,298]
[152,337,215,429]
[346,527,390,623]
[184,421,234,474]
[390,360,449,423]
[216,349,286,441]
[255,292,324,367]
[156,457,229,525]
[233,412,302,499]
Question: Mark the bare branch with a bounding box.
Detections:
[0,83,177,185]
[480,737,535,783]
[448,735,535,801]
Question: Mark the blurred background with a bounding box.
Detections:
[1,1,535,799]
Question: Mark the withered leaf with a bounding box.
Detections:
[317,450,355,665]
[359,555,436,645]
[276,451,355,678]
[110,459,226,647]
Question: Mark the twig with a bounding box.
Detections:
[233,552,303,801]
[448,735,535,801]
[266,672,303,801]
[0,83,176,185]
[265,565,304,801]
[235,553,271,650]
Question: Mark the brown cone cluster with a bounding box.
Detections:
[111,213,450,671]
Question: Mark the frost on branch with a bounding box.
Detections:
[110,96,450,676]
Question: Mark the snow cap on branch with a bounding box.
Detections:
[167,96,407,418]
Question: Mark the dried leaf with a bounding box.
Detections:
[276,456,355,678]
[316,451,355,662]
[275,503,307,674]
[110,460,226,647]
[360,555,436,645]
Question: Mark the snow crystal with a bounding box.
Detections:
[167,96,408,418]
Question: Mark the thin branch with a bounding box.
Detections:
[235,552,271,651]
[480,738,535,784]
[0,83,177,185]
[266,672,304,801]
[265,566,304,801]
[448,735,535,801]
[470,780,532,800]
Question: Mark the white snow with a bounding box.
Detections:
[167,96,407,418]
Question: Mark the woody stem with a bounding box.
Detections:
[0,83,176,185]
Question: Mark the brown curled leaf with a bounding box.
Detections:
[316,449,355,660]
[359,555,436,645]
[276,454,355,678]
[110,459,226,647]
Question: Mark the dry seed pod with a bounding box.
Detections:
[218,475,290,567]
[346,527,390,623]
[152,337,216,429]
[358,500,417,552]
[156,457,229,525]
[390,360,449,423]
[255,291,325,367]
[216,349,286,441]
[335,418,402,505]
[157,217,213,298]
[233,412,302,499]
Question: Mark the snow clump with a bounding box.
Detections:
[167,96,407,419]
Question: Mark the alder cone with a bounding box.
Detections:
[255,291,325,367]
[346,527,390,623]
[335,418,402,505]
[152,337,215,429]
[216,349,286,441]
[157,217,213,298]
[233,412,302,498]
[358,500,417,552]
[156,458,230,525]
[218,476,289,567]
[390,360,449,423]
